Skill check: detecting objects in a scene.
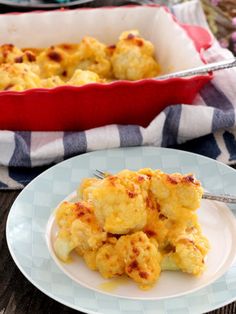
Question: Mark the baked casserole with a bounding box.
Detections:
[0,30,161,91]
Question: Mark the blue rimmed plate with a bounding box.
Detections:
[6,147,236,313]
[0,0,95,9]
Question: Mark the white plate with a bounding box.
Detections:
[46,192,236,300]
[6,147,236,313]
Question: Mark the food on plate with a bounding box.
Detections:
[54,201,106,262]
[79,169,148,234]
[96,231,161,287]
[0,30,161,91]
[53,168,210,289]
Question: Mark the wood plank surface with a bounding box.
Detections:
[0,190,235,314]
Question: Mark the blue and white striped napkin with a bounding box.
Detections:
[1,0,236,189]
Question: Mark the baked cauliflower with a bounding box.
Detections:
[96,241,125,278]
[0,30,162,91]
[75,36,112,79]
[116,231,162,288]
[67,69,101,86]
[54,201,106,262]
[79,169,149,234]
[0,63,41,91]
[40,76,64,88]
[95,231,161,289]
[53,168,210,289]
[36,45,69,79]
[111,30,161,80]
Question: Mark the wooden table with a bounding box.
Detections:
[0,190,236,314]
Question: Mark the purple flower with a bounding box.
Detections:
[233,17,236,27]
[232,32,236,42]
[210,0,220,5]
[219,38,229,48]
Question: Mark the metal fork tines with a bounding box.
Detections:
[94,169,236,204]
[94,169,107,179]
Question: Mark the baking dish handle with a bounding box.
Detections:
[181,24,213,52]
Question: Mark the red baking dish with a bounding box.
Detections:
[0,6,213,131]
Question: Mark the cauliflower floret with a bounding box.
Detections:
[96,242,125,278]
[74,36,112,78]
[54,201,106,262]
[116,231,161,289]
[53,236,75,263]
[150,171,203,223]
[78,177,100,200]
[0,44,39,67]
[37,46,69,79]
[111,30,161,80]
[167,224,210,276]
[0,44,24,64]
[82,249,98,271]
[40,76,64,88]
[71,219,106,256]
[81,170,148,234]
[0,63,41,91]
[95,231,161,288]
[67,69,101,86]
[173,240,205,276]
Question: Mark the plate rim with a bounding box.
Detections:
[6,146,236,313]
[0,0,95,9]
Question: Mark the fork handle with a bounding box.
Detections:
[203,192,236,204]
[157,58,236,80]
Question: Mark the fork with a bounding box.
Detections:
[94,169,236,204]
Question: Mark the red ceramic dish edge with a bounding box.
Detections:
[0,75,211,131]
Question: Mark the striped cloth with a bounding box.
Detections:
[1,0,236,189]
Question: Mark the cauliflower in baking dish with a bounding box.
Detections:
[74,36,112,79]
[0,63,41,91]
[0,44,36,64]
[53,168,210,289]
[111,30,161,80]
[0,30,161,91]
[36,45,71,79]
[67,69,102,86]
[40,76,64,89]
